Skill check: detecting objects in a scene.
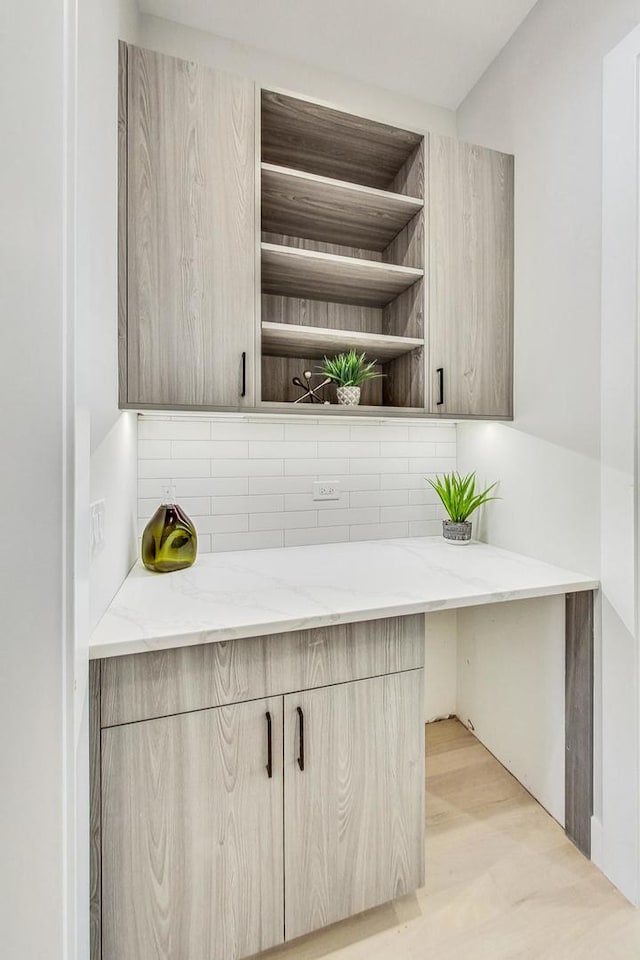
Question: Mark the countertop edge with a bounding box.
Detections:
[88,577,600,660]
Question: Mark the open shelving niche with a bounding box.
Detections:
[259,91,426,410]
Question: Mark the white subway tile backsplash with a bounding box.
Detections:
[211,460,284,477]
[408,425,456,442]
[138,439,172,459]
[409,457,457,474]
[318,506,380,527]
[349,522,409,541]
[380,504,438,523]
[138,479,171,499]
[248,477,311,495]
[249,441,317,459]
[380,441,436,458]
[192,514,249,535]
[212,531,283,552]
[139,419,210,440]
[212,494,284,515]
[210,421,285,441]
[138,459,210,479]
[379,474,428,490]
[284,458,350,476]
[338,474,381,492]
[350,490,409,508]
[172,440,249,459]
[350,458,409,474]
[435,442,457,457]
[212,459,284,477]
[408,487,441,505]
[349,423,409,441]
[285,422,350,441]
[284,526,350,547]
[174,477,249,498]
[284,492,349,511]
[138,496,210,519]
[317,440,380,458]
[409,520,442,537]
[250,511,317,531]
[137,416,456,554]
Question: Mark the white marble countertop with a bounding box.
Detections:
[89,537,599,659]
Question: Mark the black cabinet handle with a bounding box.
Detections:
[241,351,247,398]
[265,711,273,779]
[296,706,305,771]
[436,367,444,406]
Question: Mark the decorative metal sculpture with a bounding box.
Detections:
[292,369,331,404]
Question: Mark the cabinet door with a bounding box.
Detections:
[102,697,283,960]
[428,135,514,418]
[284,670,424,940]
[123,44,256,407]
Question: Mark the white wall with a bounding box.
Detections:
[455,0,640,902]
[74,1,139,956]
[457,597,566,823]
[425,611,458,721]
[0,1,74,957]
[76,0,139,646]
[599,23,640,902]
[1,0,142,952]
[138,14,456,137]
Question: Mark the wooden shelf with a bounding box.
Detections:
[262,321,423,362]
[262,91,423,190]
[261,243,423,307]
[259,89,426,410]
[261,163,423,251]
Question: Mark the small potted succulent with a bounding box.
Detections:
[319,350,383,406]
[427,471,499,544]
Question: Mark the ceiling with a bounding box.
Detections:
[138,0,539,109]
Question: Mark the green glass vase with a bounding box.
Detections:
[141,486,197,573]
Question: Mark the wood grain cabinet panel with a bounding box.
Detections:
[428,135,514,418]
[119,47,515,418]
[284,670,425,940]
[93,626,427,959]
[123,44,256,407]
[100,614,425,728]
[101,696,284,960]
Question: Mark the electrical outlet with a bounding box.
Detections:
[312,479,341,501]
[90,499,106,559]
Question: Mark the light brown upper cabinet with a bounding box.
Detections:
[427,135,514,418]
[119,43,256,407]
[118,44,514,419]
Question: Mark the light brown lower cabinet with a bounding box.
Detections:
[101,696,285,960]
[93,617,425,960]
[284,671,425,940]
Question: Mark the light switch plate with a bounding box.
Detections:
[90,499,106,559]
[312,479,341,501]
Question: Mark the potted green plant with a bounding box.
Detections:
[319,350,383,406]
[427,471,499,544]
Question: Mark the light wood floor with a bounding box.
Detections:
[262,719,640,960]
